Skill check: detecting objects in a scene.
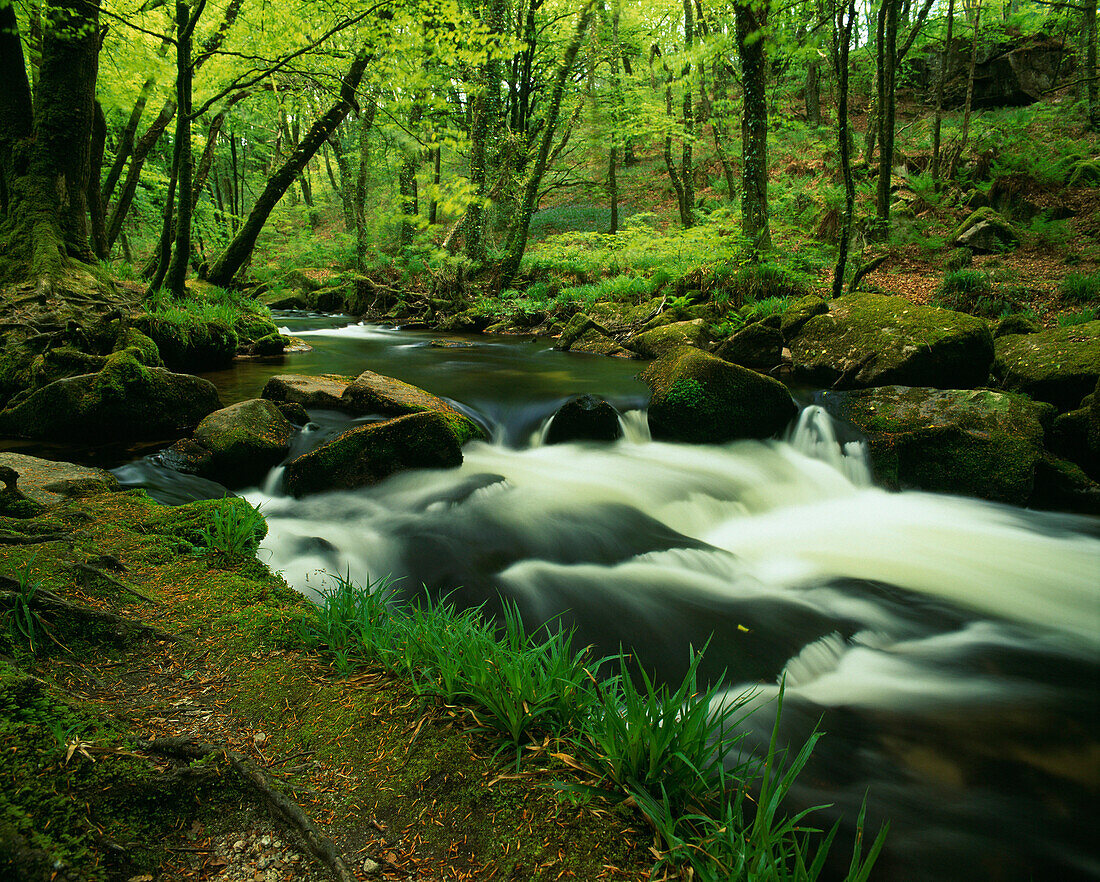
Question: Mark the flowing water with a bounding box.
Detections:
[116,316,1100,881]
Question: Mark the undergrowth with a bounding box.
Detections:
[296,573,888,880]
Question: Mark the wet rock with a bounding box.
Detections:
[341,370,473,421]
[993,321,1100,411]
[284,411,480,497]
[642,346,796,444]
[788,292,994,390]
[625,319,712,358]
[273,401,310,426]
[134,313,238,371]
[821,385,1054,505]
[185,399,295,486]
[779,295,829,341]
[262,374,351,411]
[1031,452,1100,515]
[0,452,118,506]
[545,395,623,444]
[714,322,784,371]
[554,313,629,357]
[0,351,221,441]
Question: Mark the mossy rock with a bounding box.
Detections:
[437,308,494,333]
[625,320,712,358]
[993,321,1100,411]
[0,351,221,441]
[779,295,828,342]
[189,399,296,487]
[641,346,796,444]
[341,371,483,432]
[1030,452,1100,515]
[233,313,280,346]
[134,314,238,372]
[950,207,1019,253]
[249,333,285,356]
[28,346,107,388]
[545,394,623,444]
[112,327,163,366]
[283,411,478,497]
[1050,403,1097,479]
[994,313,1040,338]
[261,373,352,411]
[714,322,784,371]
[789,292,994,390]
[555,313,609,350]
[0,452,118,506]
[821,385,1054,505]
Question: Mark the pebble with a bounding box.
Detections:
[362,858,382,875]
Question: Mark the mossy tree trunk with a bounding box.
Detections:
[0,0,101,285]
[735,0,772,252]
[832,0,857,298]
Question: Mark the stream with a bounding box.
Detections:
[116,315,1100,881]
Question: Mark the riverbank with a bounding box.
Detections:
[0,488,652,881]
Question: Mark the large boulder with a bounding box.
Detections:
[554,314,630,357]
[283,411,481,497]
[641,347,796,444]
[788,292,994,390]
[993,321,1100,411]
[544,395,623,444]
[341,370,468,419]
[184,399,296,486]
[0,351,220,441]
[821,385,1054,505]
[714,322,784,371]
[951,208,1019,253]
[262,374,352,411]
[0,452,118,506]
[780,295,829,341]
[133,313,238,371]
[625,320,712,358]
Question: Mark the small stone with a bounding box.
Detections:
[362,858,382,875]
[253,731,268,747]
[259,835,272,848]
[233,840,246,852]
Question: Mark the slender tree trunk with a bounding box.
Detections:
[1086,0,1098,130]
[166,0,205,298]
[88,100,109,258]
[466,0,507,263]
[100,71,158,207]
[875,0,899,232]
[328,132,356,233]
[949,0,981,178]
[736,0,772,251]
[428,145,441,226]
[354,99,377,270]
[398,104,423,250]
[206,49,370,287]
[105,100,175,249]
[607,0,622,233]
[833,0,857,298]
[681,0,695,225]
[931,0,956,182]
[499,0,597,287]
[0,0,34,218]
[806,59,822,125]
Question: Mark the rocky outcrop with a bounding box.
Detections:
[134,313,238,371]
[544,395,623,444]
[262,374,352,411]
[780,295,829,341]
[554,314,630,357]
[788,292,994,390]
[821,385,1054,505]
[642,347,796,444]
[283,411,481,497]
[0,452,118,506]
[169,399,297,486]
[0,351,221,441]
[951,208,1019,253]
[625,320,711,358]
[993,321,1100,411]
[341,370,468,418]
[714,322,784,371]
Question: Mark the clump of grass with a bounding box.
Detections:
[1057,307,1098,326]
[195,499,266,557]
[2,556,45,653]
[1060,272,1100,303]
[936,269,994,313]
[297,574,888,881]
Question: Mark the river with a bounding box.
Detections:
[116,314,1100,881]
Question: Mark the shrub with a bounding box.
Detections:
[936,269,993,313]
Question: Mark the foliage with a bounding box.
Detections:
[1057,308,1098,326]
[1,556,45,654]
[936,269,993,314]
[193,499,266,557]
[296,573,887,880]
[1060,273,1100,304]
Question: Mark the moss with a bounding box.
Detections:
[951,207,1019,244]
[112,327,162,366]
[993,320,1100,410]
[626,320,710,358]
[779,294,827,341]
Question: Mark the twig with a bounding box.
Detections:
[73,563,161,605]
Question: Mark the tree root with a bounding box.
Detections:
[0,531,69,545]
[141,736,356,882]
[72,562,160,604]
[0,586,173,642]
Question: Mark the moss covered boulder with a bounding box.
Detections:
[780,295,828,341]
[341,370,474,422]
[262,374,352,411]
[554,313,629,357]
[185,399,296,486]
[545,394,623,444]
[820,385,1054,504]
[134,313,238,371]
[0,452,118,506]
[992,321,1100,411]
[714,322,784,371]
[0,351,221,441]
[642,347,796,443]
[625,320,711,358]
[951,207,1019,253]
[789,292,994,390]
[283,410,481,496]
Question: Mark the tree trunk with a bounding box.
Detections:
[105,100,175,250]
[328,132,356,233]
[806,59,821,126]
[680,0,695,226]
[428,145,441,226]
[166,0,205,299]
[206,49,370,287]
[875,0,899,232]
[466,0,507,263]
[354,99,377,270]
[0,0,34,218]
[498,0,596,288]
[398,104,423,250]
[2,0,101,280]
[833,0,857,298]
[949,0,982,178]
[607,0,622,233]
[88,100,109,259]
[931,0,956,182]
[1086,0,1098,130]
[735,0,771,251]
